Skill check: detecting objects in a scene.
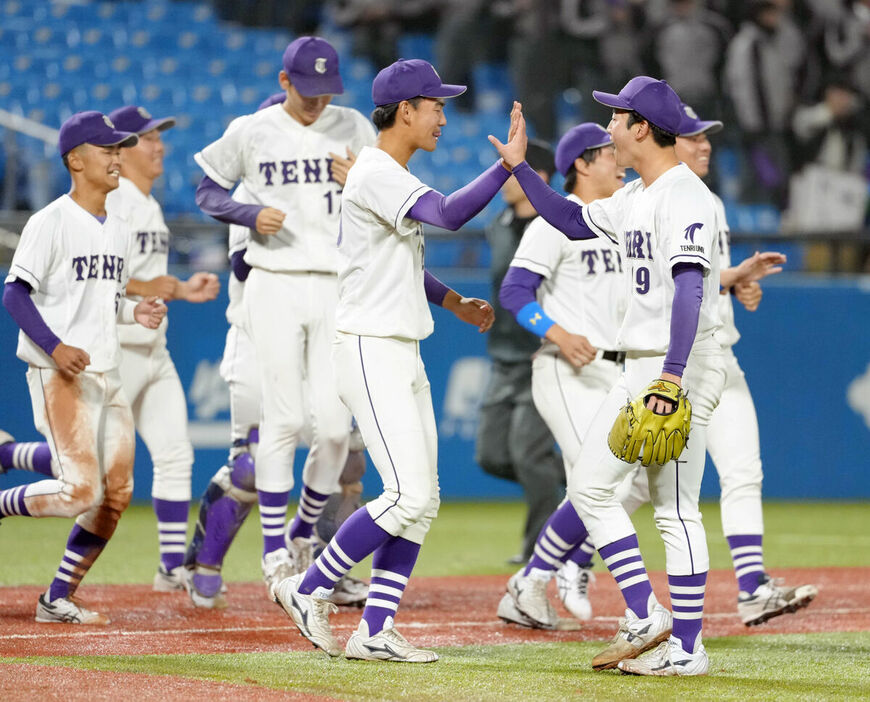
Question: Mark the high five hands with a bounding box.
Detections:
[489,101,528,170]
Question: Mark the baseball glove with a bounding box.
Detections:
[607,379,692,467]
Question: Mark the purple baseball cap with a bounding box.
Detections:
[108,105,176,134]
[555,123,613,175]
[677,103,723,137]
[258,92,285,111]
[58,111,138,157]
[592,76,683,136]
[372,59,466,106]
[282,36,343,97]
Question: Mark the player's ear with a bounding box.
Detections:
[573,156,589,176]
[66,145,86,173]
[278,71,291,92]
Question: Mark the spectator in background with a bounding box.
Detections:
[434,0,493,112]
[724,0,807,206]
[476,140,564,565]
[821,0,870,107]
[597,0,647,96]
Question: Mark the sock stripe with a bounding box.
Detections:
[369,583,404,599]
[365,596,399,612]
[315,557,344,582]
[616,572,650,589]
[259,504,287,515]
[371,568,409,585]
[543,525,572,551]
[603,548,641,567]
[611,561,645,579]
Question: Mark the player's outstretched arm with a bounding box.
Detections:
[127,275,180,300]
[195,176,286,235]
[720,251,786,290]
[443,291,494,333]
[177,272,220,303]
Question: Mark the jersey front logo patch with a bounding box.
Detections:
[684,222,704,243]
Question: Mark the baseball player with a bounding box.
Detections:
[105,105,220,592]
[274,59,520,663]
[476,139,566,567]
[496,123,632,628]
[674,103,817,624]
[193,39,377,599]
[492,77,726,676]
[0,111,166,624]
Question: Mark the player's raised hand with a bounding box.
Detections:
[722,251,786,289]
[447,296,494,333]
[255,207,286,235]
[328,147,357,187]
[734,280,763,311]
[51,342,90,376]
[180,271,220,303]
[545,326,597,368]
[128,275,179,300]
[134,296,168,329]
[488,101,527,169]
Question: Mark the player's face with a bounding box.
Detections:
[675,133,712,179]
[122,128,165,180]
[74,143,124,192]
[410,98,447,152]
[606,111,635,168]
[283,83,332,126]
[587,145,625,197]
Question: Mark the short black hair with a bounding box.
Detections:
[525,138,555,178]
[563,146,605,193]
[371,96,424,131]
[623,109,676,147]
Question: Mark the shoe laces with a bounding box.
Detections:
[311,597,338,620]
[576,569,593,597]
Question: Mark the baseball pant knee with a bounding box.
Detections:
[151,440,194,501]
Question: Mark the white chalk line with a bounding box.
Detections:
[1,608,868,641]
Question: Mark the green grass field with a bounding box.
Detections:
[2,500,869,700]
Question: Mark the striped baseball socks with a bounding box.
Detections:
[598,534,654,618]
[48,525,108,601]
[363,536,420,635]
[566,538,596,568]
[523,499,590,576]
[153,498,189,572]
[669,572,707,653]
[298,506,391,594]
[727,534,765,594]
[258,490,289,555]
[0,485,31,518]
[286,485,330,541]
[0,441,54,477]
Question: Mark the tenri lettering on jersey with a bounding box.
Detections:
[680,222,706,254]
[71,254,125,282]
[258,157,338,186]
[580,248,623,274]
[136,230,169,254]
[623,230,654,261]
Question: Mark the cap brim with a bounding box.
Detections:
[89,131,139,149]
[421,83,467,99]
[679,120,723,137]
[138,117,176,134]
[592,90,632,110]
[290,72,344,97]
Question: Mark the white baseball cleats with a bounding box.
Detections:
[502,568,558,629]
[274,573,341,656]
[556,562,594,621]
[35,591,109,625]
[152,564,189,592]
[738,574,818,626]
[345,617,438,663]
[261,547,296,598]
[618,636,709,676]
[591,602,672,670]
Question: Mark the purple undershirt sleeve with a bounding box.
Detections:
[499,266,544,316]
[195,176,261,230]
[511,161,597,241]
[230,249,252,282]
[423,270,451,306]
[407,161,510,231]
[2,279,61,357]
[662,263,704,378]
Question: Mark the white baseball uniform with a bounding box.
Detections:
[332,145,438,544]
[5,194,135,536]
[194,103,376,496]
[107,176,193,502]
[705,193,764,537]
[568,163,726,576]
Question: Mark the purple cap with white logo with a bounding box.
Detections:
[58,111,138,157]
[283,36,343,97]
[555,123,613,175]
[677,103,723,137]
[108,105,176,135]
[592,76,683,136]
[372,59,466,106]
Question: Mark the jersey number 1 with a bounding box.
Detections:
[323,189,342,215]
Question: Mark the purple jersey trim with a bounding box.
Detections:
[423,270,450,306]
[511,161,597,241]
[2,279,62,357]
[195,176,261,230]
[662,263,704,377]
[230,249,251,282]
[499,265,544,316]
[407,161,509,230]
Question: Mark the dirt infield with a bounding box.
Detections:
[1,567,867,698]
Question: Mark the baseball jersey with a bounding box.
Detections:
[711,192,740,348]
[512,194,626,351]
[581,163,721,352]
[5,194,133,372]
[335,146,433,340]
[225,184,254,329]
[194,103,376,274]
[106,176,169,346]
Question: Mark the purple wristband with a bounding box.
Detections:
[424,270,450,306]
[2,279,62,357]
[662,263,704,377]
[499,266,544,316]
[512,161,597,241]
[195,176,261,230]
[407,161,510,230]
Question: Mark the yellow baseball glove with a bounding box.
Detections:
[607,379,692,467]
